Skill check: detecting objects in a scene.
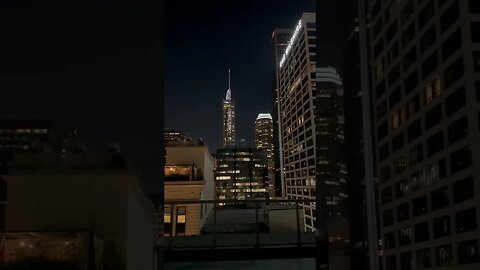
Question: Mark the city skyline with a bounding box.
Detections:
[165,0,316,152]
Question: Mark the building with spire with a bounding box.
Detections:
[222,69,236,148]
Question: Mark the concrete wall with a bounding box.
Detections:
[267,208,304,233]
[4,173,154,270]
[165,146,215,229]
[164,182,204,236]
[126,180,154,270]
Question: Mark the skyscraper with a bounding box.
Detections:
[214,146,268,203]
[272,28,292,198]
[255,113,275,196]
[359,0,480,269]
[222,70,236,148]
[276,12,350,269]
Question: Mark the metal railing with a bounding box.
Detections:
[163,199,316,250]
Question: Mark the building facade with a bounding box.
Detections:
[359,0,480,269]
[214,147,268,203]
[276,12,351,269]
[164,138,215,234]
[254,113,275,197]
[272,28,292,198]
[276,12,317,231]
[223,70,236,148]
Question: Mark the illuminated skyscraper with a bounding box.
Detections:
[222,70,236,148]
[255,113,275,196]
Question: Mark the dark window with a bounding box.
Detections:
[431,186,449,211]
[386,20,398,44]
[444,57,464,89]
[458,239,480,264]
[405,94,420,119]
[373,19,383,38]
[422,51,438,80]
[374,39,384,58]
[386,255,397,270]
[453,177,474,203]
[404,70,419,95]
[394,156,407,174]
[474,51,480,72]
[392,132,405,153]
[438,158,447,179]
[379,143,390,161]
[440,1,459,33]
[433,216,451,238]
[403,46,417,71]
[420,26,436,54]
[435,245,453,266]
[407,119,422,142]
[426,131,444,157]
[425,104,442,130]
[413,196,428,217]
[382,186,393,205]
[376,79,386,99]
[377,100,388,119]
[397,202,410,222]
[401,1,415,25]
[450,146,472,174]
[402,23,416,48]
[470,0,480,13]
[398,227,412,246]
[456,207,477,233]
[417,249,432,269]
[409,144,424,165]
[415,222,430,243]
[445,87,466,116]
[390,87,402,107]
[176,206,186,236]
[371,0,381,17]
[384,208,395,227]
[378,121,389,139]
[419,0,435,28]
[472,22,480,43]
[389,64,401,87]
[387,41,400,65]
[442,28,461,61]
[395,179,408,199]
[385,231,396,249]
[400,252,413,270]
[448,116,468,144]
[380,164,391,182]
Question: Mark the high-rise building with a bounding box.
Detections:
[255,113,275,196]
[342,0,376,268]
[164,130,192,145]
[358,0,480,269]
[0,118,61,173]
[272,28,292,198]
[276,12,317,231]
[214,146,268,203]
[276,12,350,269]
[223,70,236,148]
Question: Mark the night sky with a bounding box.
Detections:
[165,0,315,152]
[0,1,163,192]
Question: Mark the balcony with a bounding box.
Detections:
[162,199,317,270]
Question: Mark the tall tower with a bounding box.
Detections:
[255,113,275,196]
[223,69,236,148]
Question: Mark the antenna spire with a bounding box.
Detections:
[228,69,231,90]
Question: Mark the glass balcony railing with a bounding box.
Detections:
[162,199,316,251]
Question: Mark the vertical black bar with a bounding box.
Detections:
[169,203,174,249]
[255,200,259,248]
[295,201,301,247]
[213,202,217,249]
[88,229,96,270]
